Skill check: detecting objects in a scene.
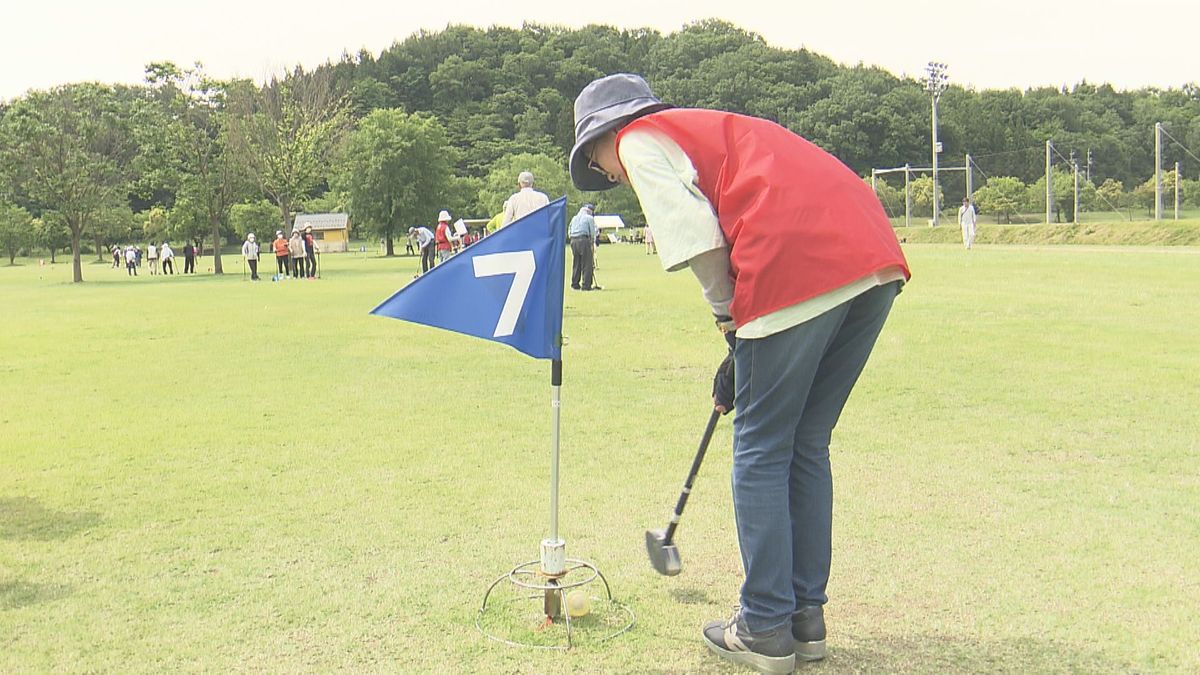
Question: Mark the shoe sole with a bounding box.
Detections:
[702,632,795,674]
[794,639,826,662]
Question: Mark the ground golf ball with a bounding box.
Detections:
[565,590,591,617]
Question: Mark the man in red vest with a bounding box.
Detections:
[571,74,910,674]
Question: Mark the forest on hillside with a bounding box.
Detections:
[2,20,1198,279]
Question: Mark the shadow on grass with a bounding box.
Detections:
[0,496,100,541]
[0,579,72,610]
[812,632,1127,674]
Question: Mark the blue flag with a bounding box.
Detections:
[371,198,566,360]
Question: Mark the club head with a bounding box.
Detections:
[645,529,682,576]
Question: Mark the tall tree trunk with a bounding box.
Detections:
[94,233,105,262]
[210,214,223,275]
[385,235,394,256]
[70,227,83,283]
[279,197,292,232]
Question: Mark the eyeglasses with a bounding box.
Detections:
[585,144,607,176]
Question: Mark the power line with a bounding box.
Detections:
[1159,126,1200,165]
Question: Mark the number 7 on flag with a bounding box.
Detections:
[472,251,536,338]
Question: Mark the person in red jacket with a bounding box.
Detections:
[434,210,456,263]
[571,73,910,674]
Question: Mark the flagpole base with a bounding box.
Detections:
[476,558,636,650]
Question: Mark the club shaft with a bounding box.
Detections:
[662,408,721,545]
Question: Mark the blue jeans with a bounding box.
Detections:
[732,281,900,632]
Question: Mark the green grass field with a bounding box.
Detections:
[2,243,1199,673]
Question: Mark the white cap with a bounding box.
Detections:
[438,210,451,222]
[518,171,535,187]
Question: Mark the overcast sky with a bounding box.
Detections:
[4,0,1197,102]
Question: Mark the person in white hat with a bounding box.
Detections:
[501,170,550,227]
[571,73,911,673]
[240,232,260,280]
[434,210,457,263]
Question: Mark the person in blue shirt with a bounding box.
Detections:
[567,203,600,291]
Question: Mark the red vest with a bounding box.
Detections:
[435,222,452,250]
[619,109,910,326]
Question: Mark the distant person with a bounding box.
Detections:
[410,225,436,276]
[405,229,417,256]
[134,246,142,268]
[183,241,196,274]
[958,197,977,249]
[567,203,599,291]
[288,230,305,278]
[272,231,289,277]
[111,245,121,268]
[241,233,260,280]
[303,225,318,278]
[160,241,175,274]
[124,245,137,276]
[501,171,550,226]
[434,210,456,263]
[644,225,656,255]
[147,242,158,275]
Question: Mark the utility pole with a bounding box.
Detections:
[1176,161,1182,220]
[1046,140,1054,224]
[904,163,912,228]
[1155,122,1162,221]
[1073,159,1080,225]
[1087,149,1093,183]
[965,153,973,198]
[924,62,949,227]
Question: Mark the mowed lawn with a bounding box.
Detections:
[2,243,1198,673]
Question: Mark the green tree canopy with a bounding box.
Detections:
[335,109,455,255]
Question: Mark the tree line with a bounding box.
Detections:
[2,20,1198,280]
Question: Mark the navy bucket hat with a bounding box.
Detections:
[569,73,671,192]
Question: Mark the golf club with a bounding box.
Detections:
[645,407,721,576]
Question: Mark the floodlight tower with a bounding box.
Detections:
[924,62,950,227]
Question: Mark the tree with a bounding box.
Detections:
[972,176,1026,224]
[1095,178,1127,214]
[0,84,139,282]
[225,67,349,235]
[33,214,71,263]
[478,152,578,216]
[868,178,905,220]
[908,176,943,219]
[335,109,454,255]
[0,202,33,264]
[229,200,279,240]
[143,62,253,275]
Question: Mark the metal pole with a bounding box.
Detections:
[1073,160,1080,225]
[966,154,973,198]
[540,359,566,578]
[1155,122,1162,221]
[904,164,912,228]
[1046,140,1054,224]
[1176,162,1182,220]
[931,94,940,227]
[871,169,877,195]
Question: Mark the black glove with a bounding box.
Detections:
[712,347,735,415]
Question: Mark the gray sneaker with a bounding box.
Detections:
[702,608,796,674]
[791,605,827,662]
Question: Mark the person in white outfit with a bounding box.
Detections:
[501,171,550,227]
[147,242,159,275]
[159,242,175,274]
[958,197,977,249]
[241,233,261,280]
